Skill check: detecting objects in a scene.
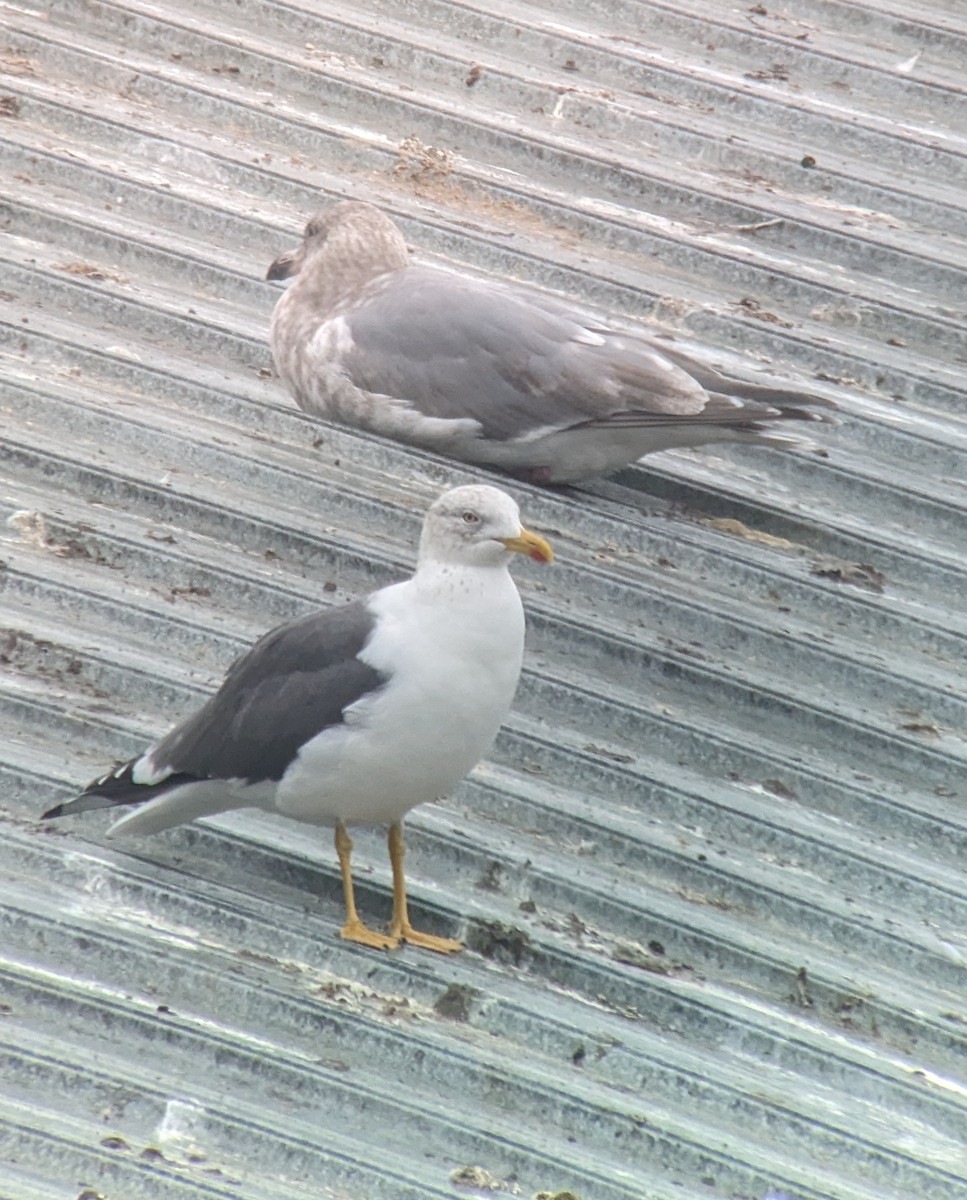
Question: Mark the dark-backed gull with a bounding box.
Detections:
[43,485,553,954]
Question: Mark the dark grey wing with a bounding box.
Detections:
[151,601,386,783]
[340,267,710,441]
[44,602,386,820]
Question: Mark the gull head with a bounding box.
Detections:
[418,485,553,569]
[266,200,408,282]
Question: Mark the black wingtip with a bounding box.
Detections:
[40,763,202,826]
[40,759,144,823]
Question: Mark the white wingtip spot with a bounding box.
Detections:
[131,754,173,787]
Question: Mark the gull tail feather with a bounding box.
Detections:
[106,781,242,837]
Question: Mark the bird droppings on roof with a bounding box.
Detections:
[1,0,966,1198]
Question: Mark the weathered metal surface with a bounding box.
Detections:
[1,0,965,1197]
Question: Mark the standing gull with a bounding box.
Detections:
[267,200,836,485]
[42,485,553,954]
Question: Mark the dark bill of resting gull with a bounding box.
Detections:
[42,485,553,954]
[266,200,837,485]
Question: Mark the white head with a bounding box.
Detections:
[418,485,553,570]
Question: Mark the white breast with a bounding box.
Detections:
[273,564,525,827]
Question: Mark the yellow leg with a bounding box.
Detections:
[386,821,463,954]
[334,823,399,951]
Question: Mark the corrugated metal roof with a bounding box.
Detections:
[1,0,965,1197]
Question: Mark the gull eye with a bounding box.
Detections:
[461,510,480,524]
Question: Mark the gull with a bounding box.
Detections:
[267,200,835,485]
[43,485,553,954]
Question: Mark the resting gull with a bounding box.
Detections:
[42,485,553,954]
[267,200,836,485]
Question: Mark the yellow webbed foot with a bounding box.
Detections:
[391,922,463,954]
[384,822,463,953]
[340,918,400,951]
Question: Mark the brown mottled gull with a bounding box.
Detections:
[267,201,836,485]
[43,485,553,955]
